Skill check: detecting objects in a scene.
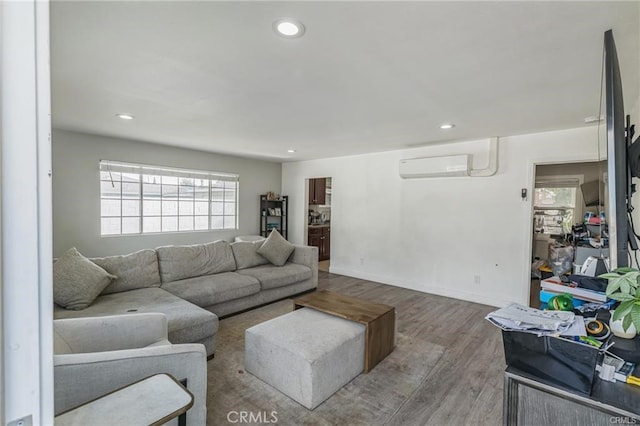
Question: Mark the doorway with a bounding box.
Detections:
[306,177,331,271]
[529,161,606,307]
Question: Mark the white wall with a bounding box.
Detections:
[52,129,281,257]
[627,60,640,268]
[1,0,53,423]
[283,127,600,307]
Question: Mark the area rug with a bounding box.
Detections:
[206,299,446,425]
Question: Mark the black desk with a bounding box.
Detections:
[504,366,640,426]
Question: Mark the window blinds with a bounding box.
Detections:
[100,160,239,182]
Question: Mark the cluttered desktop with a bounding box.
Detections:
[488,226,640,420]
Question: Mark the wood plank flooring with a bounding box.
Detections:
[318,260,330,272]
[206,271,505,425]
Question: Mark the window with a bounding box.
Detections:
[100,161,238,236]
[533,177,580,235]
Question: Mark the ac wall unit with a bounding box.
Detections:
[399,154,471,179]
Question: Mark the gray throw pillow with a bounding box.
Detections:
[257,229,295,266]
[53,247,117,310]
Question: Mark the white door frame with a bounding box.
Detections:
[1,0,53,424]
[521,158,600,305]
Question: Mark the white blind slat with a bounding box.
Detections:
[535,178,580,188]
[100,161,239,182]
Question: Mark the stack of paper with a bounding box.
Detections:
[486,303,585,336]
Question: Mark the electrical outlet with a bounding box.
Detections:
[359,257,365,265]
[474,275,481,284]
[8,415,33,426]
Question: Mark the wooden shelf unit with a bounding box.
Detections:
[260,194,288,240]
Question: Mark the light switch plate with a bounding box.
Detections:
[7,415,33,426]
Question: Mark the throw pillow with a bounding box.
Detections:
[257,229,295,266]
[53,247,117,310]
[231,240,269,270]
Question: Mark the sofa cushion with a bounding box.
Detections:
[257,229,295,266]
[161,272,260,307]
[53,247,117,310]
[91,249,161,295]
[237,263,313,290]
[156,241,236,283]
[231,241,269,270]
[53,287,218,346]
[54,329,73,354]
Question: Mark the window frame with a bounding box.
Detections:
[99,160,239,236]
[533,174,584,236]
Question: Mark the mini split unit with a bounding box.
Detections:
[399,137,499,179]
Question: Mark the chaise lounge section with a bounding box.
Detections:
[53,238,318,357]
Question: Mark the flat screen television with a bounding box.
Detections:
[605,29,637,268]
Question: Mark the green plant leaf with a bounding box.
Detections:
[614,301,634,320]
[621,280,631,294]
[629,308,640,334]
[622,273,639,286]
[606,280,622,296]
[623,313,633,332]
[614,267,638,274]
[600,272,624,280]
[609,292,636,302]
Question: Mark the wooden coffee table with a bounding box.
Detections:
[293,290,395,372]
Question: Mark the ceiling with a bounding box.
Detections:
[50,1,640,162]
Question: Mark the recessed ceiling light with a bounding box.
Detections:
[273,19,305,38]
[116,113,134,120]
[440,123,455,129]
[287,149,296,153]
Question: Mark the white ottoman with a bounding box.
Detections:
[245,308,365,409]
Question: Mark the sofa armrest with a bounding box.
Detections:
[290,244,318,268]
[54,344,207,425]
[290,244,318,288]
[54,313,168,353]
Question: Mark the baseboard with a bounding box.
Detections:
[329,267,511,308]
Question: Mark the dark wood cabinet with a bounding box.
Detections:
[308,229,322,253]
[308,178,326,205]
[323,227,330,260]
[260,194,288,240]
[308,226,330,260]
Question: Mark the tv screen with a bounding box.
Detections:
[604,29,637,268]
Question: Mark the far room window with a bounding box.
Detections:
[533,178,580,235]
[100,161,239,236]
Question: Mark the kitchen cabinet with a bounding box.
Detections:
[260,194,288,240]
[308,226,330,261]
[309,178,326,205]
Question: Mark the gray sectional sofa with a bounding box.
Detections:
[54,240,319,357]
